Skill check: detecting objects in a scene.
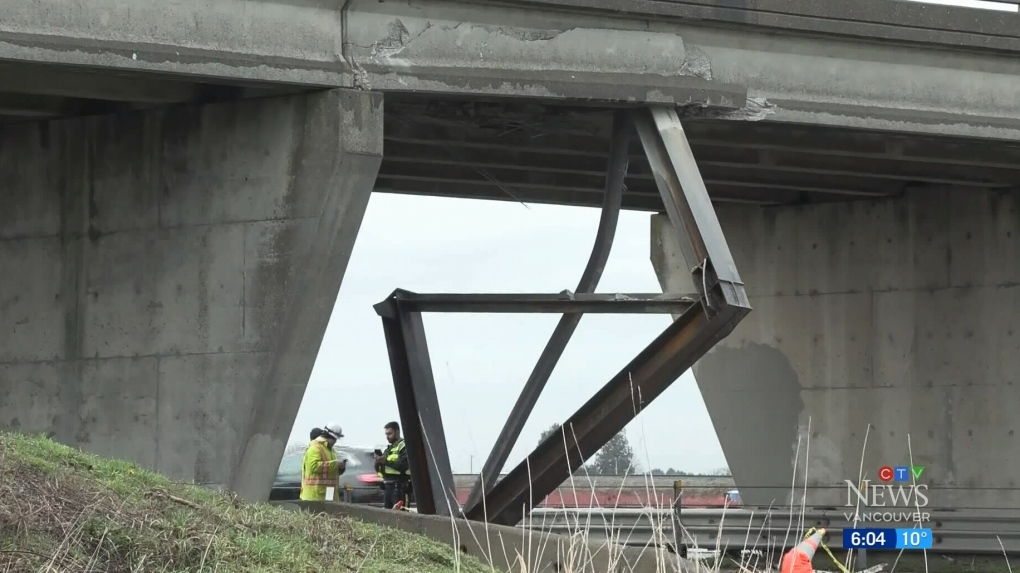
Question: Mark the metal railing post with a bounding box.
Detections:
[672,479,684,556]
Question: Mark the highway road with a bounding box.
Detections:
[452,474,737,507]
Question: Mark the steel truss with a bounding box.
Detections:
[373,107,751,525]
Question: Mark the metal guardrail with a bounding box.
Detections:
[526,507,1020,555]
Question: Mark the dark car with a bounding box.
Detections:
[269,445,385,504]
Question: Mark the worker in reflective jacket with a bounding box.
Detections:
[374,421,411,509]
[300,422,347,501]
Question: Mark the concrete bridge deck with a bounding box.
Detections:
[2,0,1020,519]
[4,0,1020,137]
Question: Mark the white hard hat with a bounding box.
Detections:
[323,422,344,440]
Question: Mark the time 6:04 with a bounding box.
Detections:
[849,530,886,547]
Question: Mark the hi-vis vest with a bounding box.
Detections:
[378,439,410,480]
[300,438,340,501]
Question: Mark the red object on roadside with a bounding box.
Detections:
[780,529,826,573]
[393,500,405,510]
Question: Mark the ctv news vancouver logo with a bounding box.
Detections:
[844,465,930,523]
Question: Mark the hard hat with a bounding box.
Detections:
[323,422,344,440]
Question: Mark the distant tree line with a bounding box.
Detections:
[537,423,731,477]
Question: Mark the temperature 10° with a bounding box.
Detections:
[897,528,933,549]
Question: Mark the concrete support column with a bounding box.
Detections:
[0,89,383,500]
[651,189,1020,509]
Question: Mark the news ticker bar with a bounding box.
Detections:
[842,528,933,550]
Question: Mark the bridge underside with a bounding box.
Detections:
[4,53,1020,510]
[2,59,1020,210]
[376,97,1020,210]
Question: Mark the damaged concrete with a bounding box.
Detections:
[677,96,776,121]
[341,0,744,104]
[5,0,1020,135]
[678,45,713,81]
[345,0,1020,136]
[353,21,688,76]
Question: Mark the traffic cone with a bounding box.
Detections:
[780,528,826,573]
[393,499,404,511]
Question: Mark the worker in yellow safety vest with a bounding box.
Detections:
[300,422,347,501]
[374,421,411,509]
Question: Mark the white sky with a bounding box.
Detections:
[288,193,726,474]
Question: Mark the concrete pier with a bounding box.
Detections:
[0,89,383,500]
[651,189,1020,509]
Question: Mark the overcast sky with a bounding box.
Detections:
[287,193,727,474]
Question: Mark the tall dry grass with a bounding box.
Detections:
[414,373,1017,573]
[6,372,1017,573]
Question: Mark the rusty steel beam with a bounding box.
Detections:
[375,304,458,516]
[382,291,697,315]
[633,106,744,290]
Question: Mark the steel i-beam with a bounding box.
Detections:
[373,105,750,523]
[374,301,459,516]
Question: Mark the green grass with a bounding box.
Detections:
[0,432,490,573]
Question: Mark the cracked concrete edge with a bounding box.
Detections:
[343,2,740,103]
[349,18,690,77]
[0,0,744,105]
[7,0,1020,136]
[272,501,674,573]
[364,65,748,109]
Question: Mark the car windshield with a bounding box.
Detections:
[276,446,375,480]
[337,447,375,468]
[277,451,303,480]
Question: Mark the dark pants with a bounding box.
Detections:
[383,480,407,509]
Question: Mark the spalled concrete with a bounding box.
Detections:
[345,0,1020,137]
[650,189,1020,510]
[0,88,383,500]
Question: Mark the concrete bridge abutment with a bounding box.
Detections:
[0,88,383,500]
[651,188,1020,509]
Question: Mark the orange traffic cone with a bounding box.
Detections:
[780,528,827,573]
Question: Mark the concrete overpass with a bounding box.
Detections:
[1,0,1020,515]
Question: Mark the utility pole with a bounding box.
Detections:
[470,455,474,474]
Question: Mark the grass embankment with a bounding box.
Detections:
[0,432,489,573]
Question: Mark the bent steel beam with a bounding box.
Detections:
[374,105,750,524]
[385,291,698,315]
[464,111,631,514]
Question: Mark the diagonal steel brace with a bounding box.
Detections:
[464,111,632,514]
